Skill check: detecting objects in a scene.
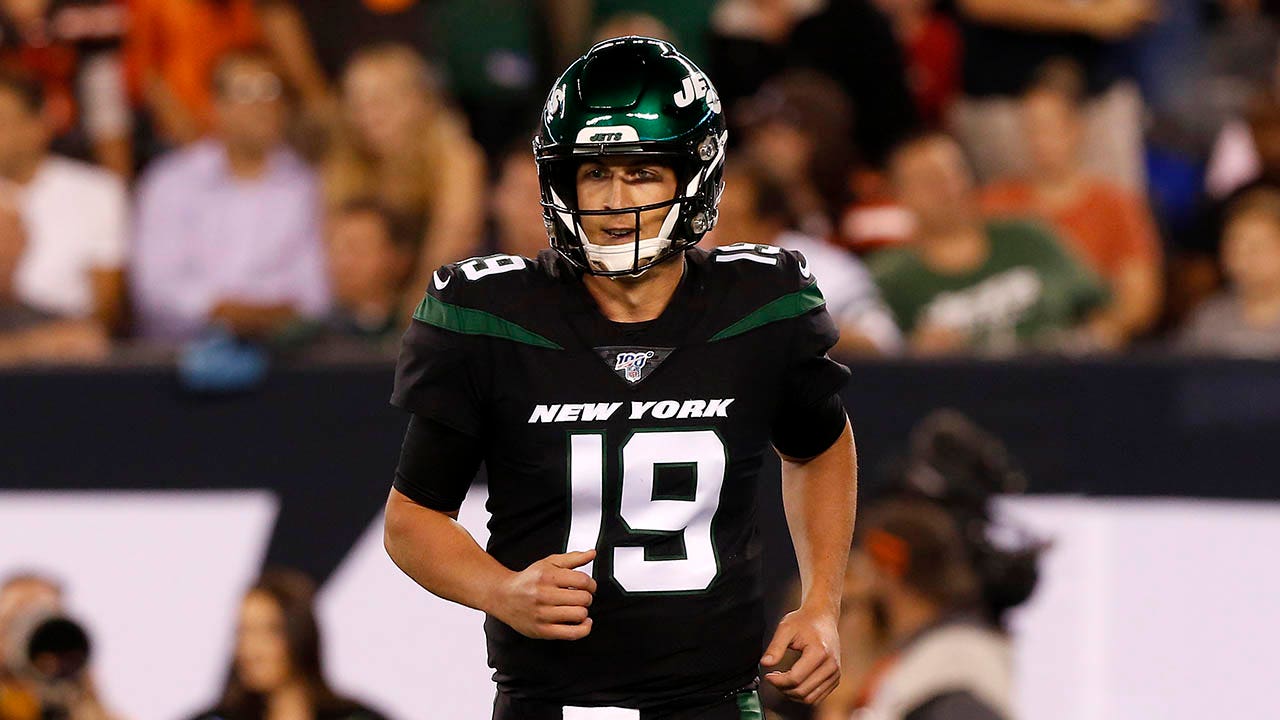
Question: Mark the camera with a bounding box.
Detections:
[2,608,92,720]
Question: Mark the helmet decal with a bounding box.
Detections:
[574,125,641,144]
[546,84,567,121]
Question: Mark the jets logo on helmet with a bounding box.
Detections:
[673,71,721,113]
[546,84,567,121]
[532,36,728,277]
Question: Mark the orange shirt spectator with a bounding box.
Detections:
[981,178,1160,284]
[979,65,1163,347]
[126,0,260,144]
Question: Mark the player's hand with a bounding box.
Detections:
[491,549,597,641]
[761,606,841,705]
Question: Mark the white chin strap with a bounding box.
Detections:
[583,236,671,274]
[548,174,690,275]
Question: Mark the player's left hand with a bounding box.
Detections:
[760,605,841,705]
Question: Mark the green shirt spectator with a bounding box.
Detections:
[872,219,1109,352]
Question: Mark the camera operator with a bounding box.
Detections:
[0,573,118,720]
[807,411,1043,720]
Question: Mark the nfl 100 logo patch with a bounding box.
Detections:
[594,346,673,386]
[615,351,655,383]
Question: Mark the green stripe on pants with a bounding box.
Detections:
[735,691,763,720]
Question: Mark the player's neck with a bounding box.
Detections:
[582,255,686,323]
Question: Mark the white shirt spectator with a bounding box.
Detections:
[777,230,904,354]
[12,156,127,317]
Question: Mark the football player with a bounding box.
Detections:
[384,37,857,719]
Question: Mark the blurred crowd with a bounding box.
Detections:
[0,568,388,720]
[4,0,1280,371]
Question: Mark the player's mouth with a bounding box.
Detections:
[602,227,637,240]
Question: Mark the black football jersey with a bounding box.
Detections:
[391,245,850,709]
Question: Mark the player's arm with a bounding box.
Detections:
[765,411,858,706]
[382,413,598,641]
[761,276,858,706]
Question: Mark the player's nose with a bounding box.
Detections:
[602,177,628,211]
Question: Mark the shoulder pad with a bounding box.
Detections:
[704,243,815,293]
[410,251,568,350]
[693,245,827,342]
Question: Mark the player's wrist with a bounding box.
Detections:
[478,568,519,618]
[798,588,842,622]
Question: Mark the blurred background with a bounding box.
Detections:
[2,0,1279,718]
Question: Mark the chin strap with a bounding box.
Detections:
[582,235,671,274]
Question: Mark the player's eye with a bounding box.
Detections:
[580,165,609,181]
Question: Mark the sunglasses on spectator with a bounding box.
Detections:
[218,73,283,104]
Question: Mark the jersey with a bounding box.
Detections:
[390,245,851,709]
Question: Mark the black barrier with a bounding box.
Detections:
[5,356,1280,587]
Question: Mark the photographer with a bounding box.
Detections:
[0,573,117,720]
[811,411,1043,720]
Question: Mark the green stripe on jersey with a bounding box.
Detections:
[413,294,563,350]
[735,690,763,719]
[709,283,826,342]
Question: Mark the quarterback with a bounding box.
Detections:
[384,37,857,719]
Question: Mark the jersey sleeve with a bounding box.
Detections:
[389,266,492,437]
[778,249,854,406]
[780,297,852,407]
[771,252,853,455]
[393,414,483,512]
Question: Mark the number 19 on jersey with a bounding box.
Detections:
[566,429,727,594]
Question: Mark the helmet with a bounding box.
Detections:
[534,36,728,276]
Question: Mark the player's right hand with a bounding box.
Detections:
[491,549,597,641]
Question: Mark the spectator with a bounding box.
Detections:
[1179,187,1280,355]
[492,142,549,259]
[126,0,263,148]
[0,68,125,332]
[131,49,329,342]
[872,133,1109,355]
[324,44,485,303]
[982,64,1164,348]
[708,158,903,356]
[187,568,389,720]
[841,499,1017,720]
[738,70,857,238]
[0,192,106,364]
[871,0,962,128]
[951,0,1155,190]
[708,0,918,168]
[0,573,119,720]
[318,198,416,348]
[0,0,131,176]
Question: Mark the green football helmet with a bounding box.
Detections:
[534,36,728,276]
